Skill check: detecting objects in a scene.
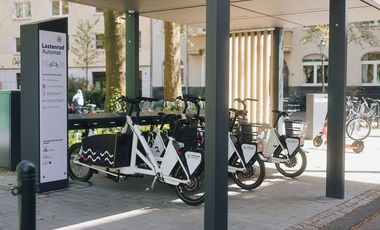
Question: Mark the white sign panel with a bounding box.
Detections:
[39,30,67,183]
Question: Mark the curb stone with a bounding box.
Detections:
[287,186,380,230]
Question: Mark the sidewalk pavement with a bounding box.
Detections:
[0,130,379,230]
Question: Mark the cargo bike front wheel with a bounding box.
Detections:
[68,143,94,182]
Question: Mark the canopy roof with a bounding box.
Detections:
[68,0,380,29]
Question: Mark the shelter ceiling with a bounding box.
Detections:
[68,0,380,29]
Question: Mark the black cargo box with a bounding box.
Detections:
[82,133,132,168]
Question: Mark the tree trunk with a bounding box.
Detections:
[104,10,125,112]
[163,22,182,101]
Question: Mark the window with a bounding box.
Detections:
[92,72,105,90]
[14,2,31,19]
[139,71,142,96]
[16,73,21,89]
[180,60,184,85]
[302,54,328,85]
[95,34,104,50]
[361,52,380,84]
[139,31,142,48]
[94,7,103,14]
[51,0,69,16]
[15,37,21,53]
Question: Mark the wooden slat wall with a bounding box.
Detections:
[229,30,272,123]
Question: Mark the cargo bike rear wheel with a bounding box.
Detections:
[174,165,205,206]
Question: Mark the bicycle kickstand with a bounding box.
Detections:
[146,173,160,191]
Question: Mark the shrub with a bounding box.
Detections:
[68,77,106,110]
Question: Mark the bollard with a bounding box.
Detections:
[11,160,36,230]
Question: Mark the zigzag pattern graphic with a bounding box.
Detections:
[83,149,114,158]
[86,155,101,162]
[82,148,115,165]
[83,155,115,165]
[104,158,114,164]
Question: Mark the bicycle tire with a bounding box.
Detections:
[174,165,204,206]
[345,118,371,141]
[274,147,307,178]
[68,143,93,182]
[231,156,265,190]
[313,135,323,147]
[352,141,364,153]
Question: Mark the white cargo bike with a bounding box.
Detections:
[68,97,205,205]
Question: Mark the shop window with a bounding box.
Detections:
[302,54,328,85]
[14,1,31,19]
[361,52,380,84]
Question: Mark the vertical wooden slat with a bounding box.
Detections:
[244,32,249,113]
[269,30,275,125]
[231,33,236,107]
[229,36,232,108]
[266,30,274,124]
[256,32,263,123]
[237,33,243,110]
[263,31,269,124]
[250,32,257,123]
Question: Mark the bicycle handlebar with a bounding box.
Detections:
[118,96,159,116]
[176,95,205,119]
[177,95,205,103]
[233,98,258,110]
[272,110,290,128]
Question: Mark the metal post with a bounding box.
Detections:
[318,39,326,93]
[126,11,140,98]
[11,160,36,230]
[205,0,230,230]
[270,27,284,126]
[321,56,326,92]
[326,0,347,199]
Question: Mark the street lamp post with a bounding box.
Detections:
[318,39,327,93]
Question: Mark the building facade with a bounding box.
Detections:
[0,0,151,95]
[286,26,380,109]
[1,1,379,107]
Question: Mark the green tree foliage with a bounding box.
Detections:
[107,87,126,113]
[68,77,105,110]
[301,21,380,47]
[70,18,100,88]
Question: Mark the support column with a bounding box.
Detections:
[326,0,347,199]
[205,0,230,230]
[126,11,140,97]
[270,28,284,126]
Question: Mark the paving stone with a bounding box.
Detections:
[1,134,380,229]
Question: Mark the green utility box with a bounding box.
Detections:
[0,90,20,170]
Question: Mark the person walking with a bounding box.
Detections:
[72,89,84,113]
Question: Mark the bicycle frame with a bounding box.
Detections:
[73,115,203,187]
[227,133,259,173]
[260,129,287,163]
[258,111,305,164]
